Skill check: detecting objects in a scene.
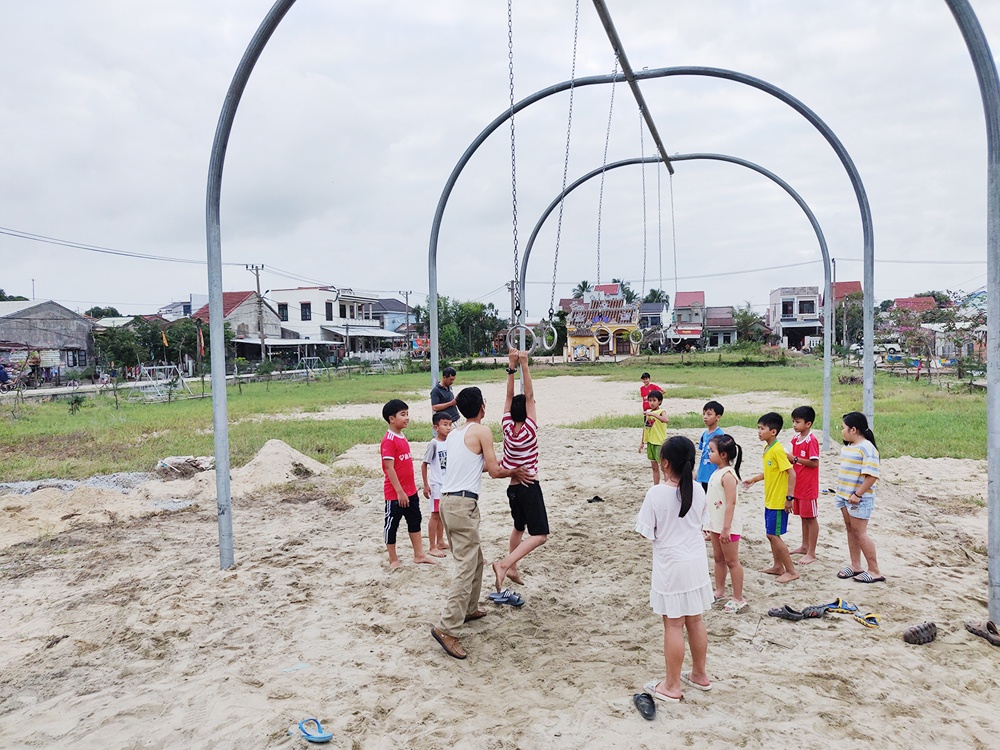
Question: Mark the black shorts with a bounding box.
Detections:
[384,494,422,545]
[506,482,549,536]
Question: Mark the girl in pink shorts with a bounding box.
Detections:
[704,434,747,613]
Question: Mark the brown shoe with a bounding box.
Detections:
[464,610,488,623]
[431,626,467,659]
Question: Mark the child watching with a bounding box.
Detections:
[638,391,669,485]
[836,411,883,584]
[380,399,435,569]
[742,412,798,583]
[704,434,746,613]
[639,372,663,412]
[787,405,820,565]
[421,412,452,558]
[697,400,725,492]
[492,350,547,592]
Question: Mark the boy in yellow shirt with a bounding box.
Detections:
[742,412,799,583]
[638,390,669,485]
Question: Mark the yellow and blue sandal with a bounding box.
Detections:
[854,612,881,629]
[824,598,858,614]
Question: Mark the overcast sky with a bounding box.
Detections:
[1,1,999,320]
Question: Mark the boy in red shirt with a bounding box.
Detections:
[640,372,663,412]
[381,399,435,569]
[787,405,820,564]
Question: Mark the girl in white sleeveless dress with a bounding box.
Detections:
[703,434,747,613]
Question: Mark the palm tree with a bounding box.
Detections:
[643,289,669,304]
[572,280,593,299]
[612,278,638,304]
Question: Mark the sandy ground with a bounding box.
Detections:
[0,380,997,749]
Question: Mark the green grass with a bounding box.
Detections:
[0,358,986,481]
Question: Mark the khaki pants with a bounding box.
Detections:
[436,495,483,636]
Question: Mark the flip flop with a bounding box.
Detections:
[488,589,525,607]
[837,567,861,579]
[823,598,859,614]
[723,599,749,614]
[680,671,711,692]
[298,719,333,744]
[854,612,881,629]
[643,679,681,703]
[964,619,1000,647]
[632,692,656,720]
[853,572,887,584]
[768,605,805,621]
[903,622,938,645]
[800,605,827,619]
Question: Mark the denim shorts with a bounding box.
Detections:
[834,494,874,520]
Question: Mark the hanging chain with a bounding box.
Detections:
[548,0,580,319]
[669,172,679,303]
[657,159,663,304]
[639,108,648,301]
[595,57,619,287]
[508,0,521,321]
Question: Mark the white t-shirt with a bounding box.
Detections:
[636,483,711,596]
[422,439,448,498]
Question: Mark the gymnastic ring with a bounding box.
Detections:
[593,326,612,346]
[506,324,537,352]
[628,328,643,344]
[535,321,559,352]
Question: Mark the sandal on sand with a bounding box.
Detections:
[723,600,749,614]
[632,693,656,720]
[801,605,827,619]
[642,679,681,703]
[768,605,804,621]
[853,571,886,584]
[837,567,861,579]
[488,589,525,607]
[854,612,881,629]
[680,671,711,692]
[823,598,859,614]
[298,719,333,744]
[964,620,1000,647]
[903,622,938,645]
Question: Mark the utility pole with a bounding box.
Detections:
[246,264,266,363]
[399,290,411,352]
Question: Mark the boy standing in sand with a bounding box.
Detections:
[697,401,725,492]
[639,391,669,485]
[421,412,452,558]
[380,399,435,569]
[742,412,798,583]
[787,406,820,565]
[639,372,662,412]
[492,350,547,593]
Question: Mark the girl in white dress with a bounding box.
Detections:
[703,434,747,613]
[636,436,713,702]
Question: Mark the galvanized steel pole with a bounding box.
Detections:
[517,153,834,450]
[429,66,873,417]
[206,0,297,569]
[944,0,1000,623]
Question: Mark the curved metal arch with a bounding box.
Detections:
[428,65,874,422]
[517,153,834,449]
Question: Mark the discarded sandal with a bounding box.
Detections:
[298,718,333,744]
[903,622,938,645]
[488,589,525,607]
[801,605,827,619]
[768,605,805,621]
[854,612,881,629]
[853,571,886,584]
[824,598,859,614]
[837,567,861,579]
[964,619,1000,647]
[632,692,656,720]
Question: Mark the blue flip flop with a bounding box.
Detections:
[298,718,333,743]
[488,589,525,607]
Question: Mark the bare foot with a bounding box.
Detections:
[414,556,437,565]
[789,546,807,555]
[507,568,524,585]
[389,560,402,569]
[491,561,507,592]
[428,548,447,558]
[799,555,817,565]
[760,566,783,576]
[439,543,450,550]
[776,571,800,583]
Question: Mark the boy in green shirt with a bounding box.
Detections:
[742,412,799,583]
[638,390,669,485]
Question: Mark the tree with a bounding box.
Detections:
[0,289,28,301]
[85,306,121,318]
[571,280,593,299]
[732,302,766,343]
[834,291,865,345]
[611,278,638,304]
[95,326,142,367]
[643,289,669,305]
[878,299,894,313]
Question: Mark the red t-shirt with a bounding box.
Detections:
[381,430,416,500]
[640,382,663,411]
[790,432,820,501]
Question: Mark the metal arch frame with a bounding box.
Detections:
[428,65,875,426]
[516,153,835,450]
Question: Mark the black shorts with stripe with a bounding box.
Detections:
[506,481,549,536]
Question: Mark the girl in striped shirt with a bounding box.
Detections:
[835,412,884,584]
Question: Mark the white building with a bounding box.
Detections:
[158,294,208,321]
[768,286,822,349]
[266,287,403,352]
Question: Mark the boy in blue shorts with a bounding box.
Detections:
[742,412,799,583]
[697,400,725,491]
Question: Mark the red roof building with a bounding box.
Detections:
[673,291,705,308]
[191,291,256,325]
[832,281,863,303]
[893,296,937,313]
[593,283,620,296]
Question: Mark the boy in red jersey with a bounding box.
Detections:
[492,350,547,592]
[381,399,435,569]
[787,405,820,564]
[639,372,662,412]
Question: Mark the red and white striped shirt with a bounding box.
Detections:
[501,414,539,475]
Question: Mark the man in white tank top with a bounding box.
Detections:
[431,386,533,660]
